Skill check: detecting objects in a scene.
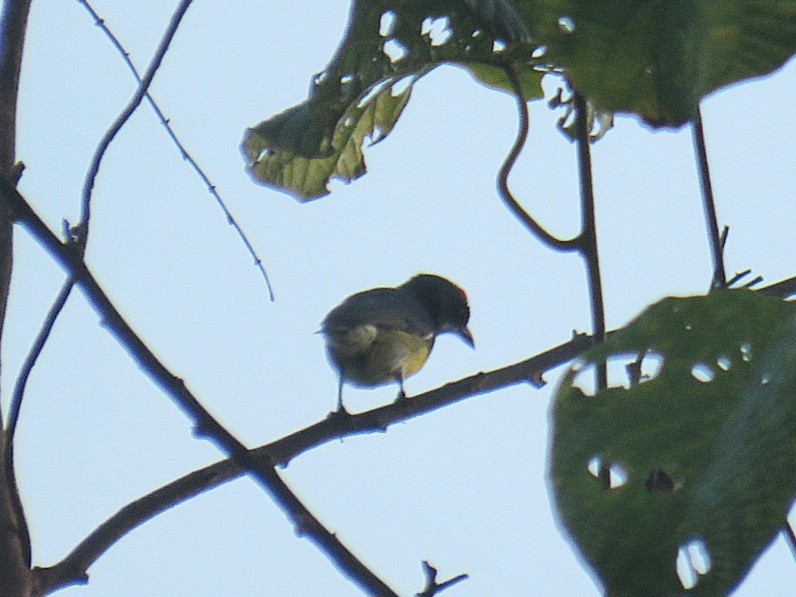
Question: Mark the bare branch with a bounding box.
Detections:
[76,0,275,300]
[6,281,72,446]
[34,333,593,593]
[759,275,796,299]
[0,179,398,597]
[78,0,193,242]
[0,1,35,592]
[28,270,796,593]
[416,560,469,596]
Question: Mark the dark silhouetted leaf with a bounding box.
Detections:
[550,290,796,595]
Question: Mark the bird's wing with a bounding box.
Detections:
[321,287,434,337]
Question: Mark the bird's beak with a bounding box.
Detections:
[456,326,475,348]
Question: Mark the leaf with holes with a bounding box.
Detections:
[242,0,542,200]
[549,290,796,596]
[516,0,796,127]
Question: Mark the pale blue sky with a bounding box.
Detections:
[6,1,796,595]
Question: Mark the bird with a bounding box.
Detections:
[320,274,474,412]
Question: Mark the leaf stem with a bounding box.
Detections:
[692,107,726,288]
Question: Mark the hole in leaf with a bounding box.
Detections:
[357,80,389,109]
[606,352,642,389]
[587,457,627,489]
[571,360,597,397]
[379,11,397,37]
[691,362,714,383]
[391,76,413,96]
[421,16,452,46]
[493,39,507,53]
[383,39,408,63]
[676,539,712,589]
[587,456,602,478]
[716,355,731,371]
[740,342,753,362]
[624,350,665,386]
[557,16,575,33]
[639,350,664,382]
[313,71,329,86]
[608,462,628,488]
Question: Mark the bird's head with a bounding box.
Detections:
[401,274,474,347]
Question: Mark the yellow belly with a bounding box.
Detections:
[329,328,433,387]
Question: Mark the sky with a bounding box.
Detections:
[4,1,795,595]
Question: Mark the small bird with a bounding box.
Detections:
[321,274,474,412]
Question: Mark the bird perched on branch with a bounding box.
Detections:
[321,274,474,412]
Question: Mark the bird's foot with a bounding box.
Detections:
[328,404,352,420]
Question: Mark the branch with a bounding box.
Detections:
[33,333,593,593]
[498,65,578,251]
[759,275,796,299]
[75,0,274,300]
[30,273,796,593]
[572,92,607,389]
[416,561,469,596]
[692,106,727,288]
[0,1,35,593]
[78,0,193,241]
[6,281,72,446]
[0,179,398,597]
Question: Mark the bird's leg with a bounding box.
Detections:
[335,376,349,415]
[394,376,408,402]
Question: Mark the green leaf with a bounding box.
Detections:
[517,0,796,126]
[549,291,796,596]
[242,0,543,200]
[243,0,795,198]
[243,78,415,201]
[463,61,543,98]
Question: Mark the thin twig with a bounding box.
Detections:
[759,275,796,299]
[33,333,594,593]
[79,0,193,241]
[416,560,469,596]
[0,179,398,597]
[76,0,274,300]
[692,107,726,289]
[5,281,73,444]
[2,280,73,582]
[498,65,578,251]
